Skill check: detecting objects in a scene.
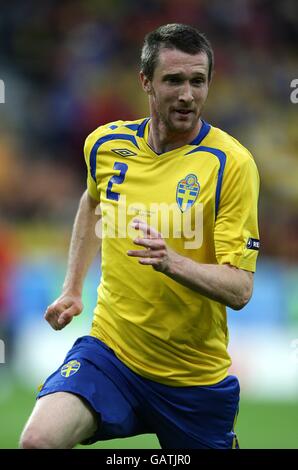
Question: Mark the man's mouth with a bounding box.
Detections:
[173,109,194,120]
[174,109,193,115]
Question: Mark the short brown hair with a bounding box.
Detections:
[140,23,214,82]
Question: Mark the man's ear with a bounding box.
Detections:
[140,71,152,94]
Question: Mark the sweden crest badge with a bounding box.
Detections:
[176,174,200,212]
[61,360,81,378]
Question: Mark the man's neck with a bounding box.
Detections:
[147,117,202,154]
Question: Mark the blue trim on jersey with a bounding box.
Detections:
[136,118,150,138]
[90,134,139,182]
[186,146,226,216]
[190,120,211,145]
[125,124,140,131]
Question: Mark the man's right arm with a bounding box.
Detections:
[45,190,101,330]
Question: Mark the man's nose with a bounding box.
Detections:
[178,82,194,103]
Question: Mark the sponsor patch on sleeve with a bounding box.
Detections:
[246,237,260,251]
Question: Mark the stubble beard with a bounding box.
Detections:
[160,108,198,135]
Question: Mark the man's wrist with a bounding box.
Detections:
[62,284,82,297]
[164,251,185,277]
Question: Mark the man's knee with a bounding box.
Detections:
[19,392,98,449]
[19,426,58,449]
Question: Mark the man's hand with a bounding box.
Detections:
[127,218,180,273]
[45,293,83,331]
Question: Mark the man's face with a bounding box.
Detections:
[141,48,210,134]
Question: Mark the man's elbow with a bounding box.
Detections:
[229,297,249,311]
[229,285,253,311]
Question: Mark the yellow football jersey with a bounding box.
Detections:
[84,118,260,386]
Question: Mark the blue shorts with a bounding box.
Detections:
[37,335,240,449]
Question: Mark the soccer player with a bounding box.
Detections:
[20,23,259,449]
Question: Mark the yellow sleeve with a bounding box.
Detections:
[214,153,260,272]
[83,133,101,202]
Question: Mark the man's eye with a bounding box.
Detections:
[192,79,205,86]
[167,77,181,84]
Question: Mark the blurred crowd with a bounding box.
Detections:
[0,0,297,265]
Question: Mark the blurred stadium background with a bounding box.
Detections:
[0,0,298,449]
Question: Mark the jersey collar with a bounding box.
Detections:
[138,117,211,147]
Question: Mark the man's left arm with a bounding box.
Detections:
[127,220,253,311]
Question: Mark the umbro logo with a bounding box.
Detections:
[111,148,137,157]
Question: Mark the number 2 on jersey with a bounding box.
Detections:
[106,162,128,201]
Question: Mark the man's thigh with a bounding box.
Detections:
[20,391,98,448]
[28,340,149,445]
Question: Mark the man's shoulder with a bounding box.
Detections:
[84,118,146,151]
[207,125,256,167]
